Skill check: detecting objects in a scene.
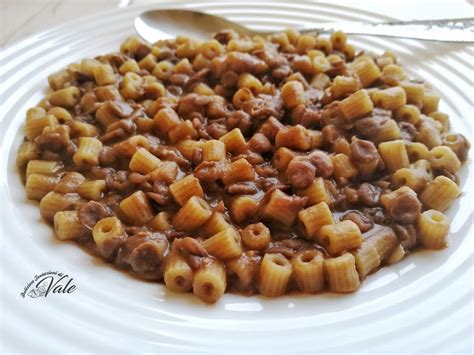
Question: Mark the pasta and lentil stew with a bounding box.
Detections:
[17,28,470,303]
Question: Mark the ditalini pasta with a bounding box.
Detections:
[291,249,325,293]
[16,28,470,302]
[164,252,195,293]
[259,253,293,297]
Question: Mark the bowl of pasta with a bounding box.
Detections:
[1,1,472,353]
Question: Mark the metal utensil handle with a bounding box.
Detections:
[303,17,474,42]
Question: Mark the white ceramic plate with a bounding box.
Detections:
[1,1,472,353]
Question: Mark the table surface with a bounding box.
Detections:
[1,0,473,47]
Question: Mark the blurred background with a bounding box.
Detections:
[1,0,473,46]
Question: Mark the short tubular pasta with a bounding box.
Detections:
[296,178,333,206]
[200,212,232,238]
[165,252,194,293]
[26,160,63,178]
[241,222,271,251]
[93,217,127,258]
[129,148,160,174]
[54,211,87,241]
[261,189,305,225]
[93,64,116,86]
[225,252,260,292]
[232,88,254,109]
[193,258,226,303]
[259,253,292,297]
[48,70,72,90]
[48,86,80,108]
[443,133,470,162]
[291,249,325,293]
[16,142,39,170]
[317,220,363,257]
[419,176,460,212]
[285,28,300,45]
[395,104,420,125]
[221,158,255,185]
[417,210,450,249]
[230,196,259,224]
[275,125,311,151]
[119,59,140,74]
[169,175,204,206]
[154,107,181,133]
[149,211,173,232]
[237,73,263,94]
[351,241,380,279]
[227,39,255,52]
[330,30,347,51]
[152,61,174,80]
[26,174,59,200]
[281,81,306,108]
[422,90,440,114]
[193,82,213,95]
[378,140,409,173]
[39,192,80,222]
[116,137,150,157]
[95,102,120,127]
[352,59,381,88]
[296,34,316,54]
[298,201,333,239]
[324,253,360,293]
[372,86,406,110]
[69,121,98,138]
[219,128,247,154]
[77,180,107,201]
[428,146,461,174]
[272,147,297,171]
[416,120,443,149]
[175,139,204,160]
[339,90,374,120]
[331,153,358,179]
[119,190,154,225]
[25,115,58,141]
[138,55,156,72]
[406,142,430,162]
[200,39,223,59]
[202,139,226,161]
[400,81,424,106]
[343,43,355,61]
[202,228,243,259]
[312,55,331,73]
[172,196,212,231]
[48,107,72,123]
[81,58,101,77]
[73,137,103,167]
[120,73,143,100]
[195,53,212,71]
[331,75,361,99]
